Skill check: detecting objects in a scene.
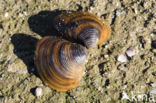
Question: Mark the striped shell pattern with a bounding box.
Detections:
[34,12,111,91]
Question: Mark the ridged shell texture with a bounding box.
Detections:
[35,37,88,91]
[34,12,111,91]
[53,12,111,48]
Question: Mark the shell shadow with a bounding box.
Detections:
[11,10,69,77]
[28,10,68,37]
[11,34,39,76]
[28,10,83,44]
[11,10,74,77]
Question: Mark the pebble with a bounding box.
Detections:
[117,54,127,62]
[126,48,135,57]
[0,74,4,80]
[122,91,130,100]
[150,33,155,37]
[120,85,127,89]
[151,82,156,87]
[4,12,9,17]
[35,87,42,97]
[104,54,109,58]
[23,11,27,15]
[8,63,28,74]
[150,88,156,94]
[8,60,28,74]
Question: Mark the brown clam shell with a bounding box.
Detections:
[34,36,88,91]
[53,11,111,48]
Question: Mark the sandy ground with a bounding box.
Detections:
[0,0,156,102]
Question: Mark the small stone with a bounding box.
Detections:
[4,12,8,17]
[137,94,143,99]
[152,49,156,53]
[104,54,109,58]
[151,82,156,87]
[23,11,27,15]
[150,89,156,94]
[35,87,42,97]
[150,33,155,37]
[126,48,135,57]
[0,74,4,80]
[120,85,127,89]
[122,91,130,100]
[8,59,28,74]
[18,13,23,17]
[117,54,127,62]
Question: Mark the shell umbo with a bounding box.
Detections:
[34,12,111,91]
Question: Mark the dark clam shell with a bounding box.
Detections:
[34,36,88,91]
[53,11,111,48]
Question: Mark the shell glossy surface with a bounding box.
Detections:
[53,11,111,48]
[34,36,88,91]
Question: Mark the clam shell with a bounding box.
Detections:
[53,11,111,48]
[34,36,88,91]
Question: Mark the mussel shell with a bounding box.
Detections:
[34,36,88,91]
[53,11,111,48]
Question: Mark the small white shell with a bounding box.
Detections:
[117,54,127,63]
[150,89,156,94]
[126,48,135,57]
[122,91,130,100]
[35,87,42,97]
